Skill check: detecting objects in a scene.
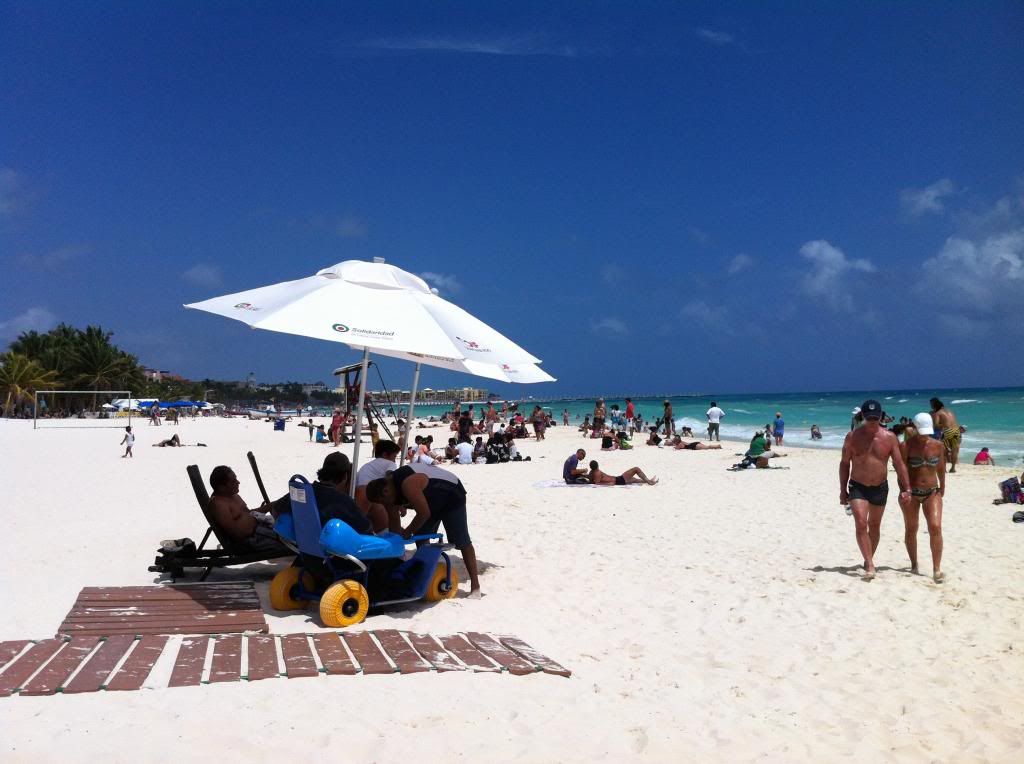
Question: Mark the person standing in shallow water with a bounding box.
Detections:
[930,397,962,473]
[839,399,912,580]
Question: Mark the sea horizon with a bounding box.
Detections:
[399,385,1024,465]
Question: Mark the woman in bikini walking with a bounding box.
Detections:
[899,412,946,583]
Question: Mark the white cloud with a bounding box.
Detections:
[689,226,711,246]
[900,178,955,216]
[336,215,367,238]
[600,264,624,285]
[798,240,876,312]
[921,227,1024,317]
[359,35,577,57]
[727,253,754,275]
[0,167,26,217]
[680,300,734,335]
[183,263,223,289]
[590,317,629,337]
[0,306,58,342]
[17,244,92,270]
[695,28,735,45]
[419,271,462,295]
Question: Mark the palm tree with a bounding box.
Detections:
[71,338,144,409]
[0,352,60,417]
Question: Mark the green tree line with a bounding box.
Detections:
[1,323,343,416]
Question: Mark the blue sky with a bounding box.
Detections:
[3,1,1023,396]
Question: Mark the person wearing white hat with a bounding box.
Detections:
[897,413,946,583]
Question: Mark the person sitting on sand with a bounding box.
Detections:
[810,424,822,440]
[898,413,946,583]
[673,437,722,451]
[587,460,658,486]
[271,452,373,534]
[647,427,663,446]
[153,434,182,447]
[616,431,633,450]
[444,437,459,462]
[563,449,590,483]
[366,463,481,597]
[315,424,329,443]
[973,447,995,466]
[207,466,292,556]
[679,426,694,438]
[600,431,617,451]
[472,436,486,462]
[839,399,912,581]
[579,414,591,435]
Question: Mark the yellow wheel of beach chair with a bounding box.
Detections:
[269,567,316,611]
[320,579,370,627]
[424,562,459,602]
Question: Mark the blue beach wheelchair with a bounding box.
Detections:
[269,475,459,627]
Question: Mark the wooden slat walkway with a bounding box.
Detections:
[57,583,267,638]
[0,632,569,697]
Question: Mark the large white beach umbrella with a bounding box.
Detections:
[185,259,553,489]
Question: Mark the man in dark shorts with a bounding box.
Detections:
[207,466,293,557]
[366,463,481,598]
[839,399,911,580]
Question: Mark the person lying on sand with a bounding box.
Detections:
[587,460,658,486]
[153,434,182,447]
[671,436,721,451]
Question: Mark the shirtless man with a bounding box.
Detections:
[930,398,962,473]
[207,466,292,556]
[662,400,675,437]
[839,399,911,580]
[587,460,658,486]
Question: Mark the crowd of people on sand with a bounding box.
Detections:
[140,387,1018,596]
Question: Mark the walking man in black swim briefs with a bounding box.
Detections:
[839,399,911,580]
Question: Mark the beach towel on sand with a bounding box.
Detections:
[532,478,641,489]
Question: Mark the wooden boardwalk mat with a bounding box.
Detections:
[0,631,569,696]
[57,583,267,637]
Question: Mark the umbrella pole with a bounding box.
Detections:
[399,362,422,467]
[349,347,371,498]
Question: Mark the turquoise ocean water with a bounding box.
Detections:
[403,387,1024,465]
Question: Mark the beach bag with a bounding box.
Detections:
[999,477,1023,504]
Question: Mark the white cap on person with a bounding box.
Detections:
[913,412,933,434]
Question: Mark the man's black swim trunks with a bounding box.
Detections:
[848,480,888,506]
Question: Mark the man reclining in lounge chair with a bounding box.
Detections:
[207,466,292,557]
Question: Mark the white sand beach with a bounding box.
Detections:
[1,417,1021,762]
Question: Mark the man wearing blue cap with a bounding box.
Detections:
[839,399,911,580]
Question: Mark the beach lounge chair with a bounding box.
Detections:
[148,465,293,581]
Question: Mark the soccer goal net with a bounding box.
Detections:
[33,390,134,429]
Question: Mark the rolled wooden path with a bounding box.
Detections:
[0,630,570,697]
[57,583,266,637]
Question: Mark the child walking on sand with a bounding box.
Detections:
[120,426,134,458]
